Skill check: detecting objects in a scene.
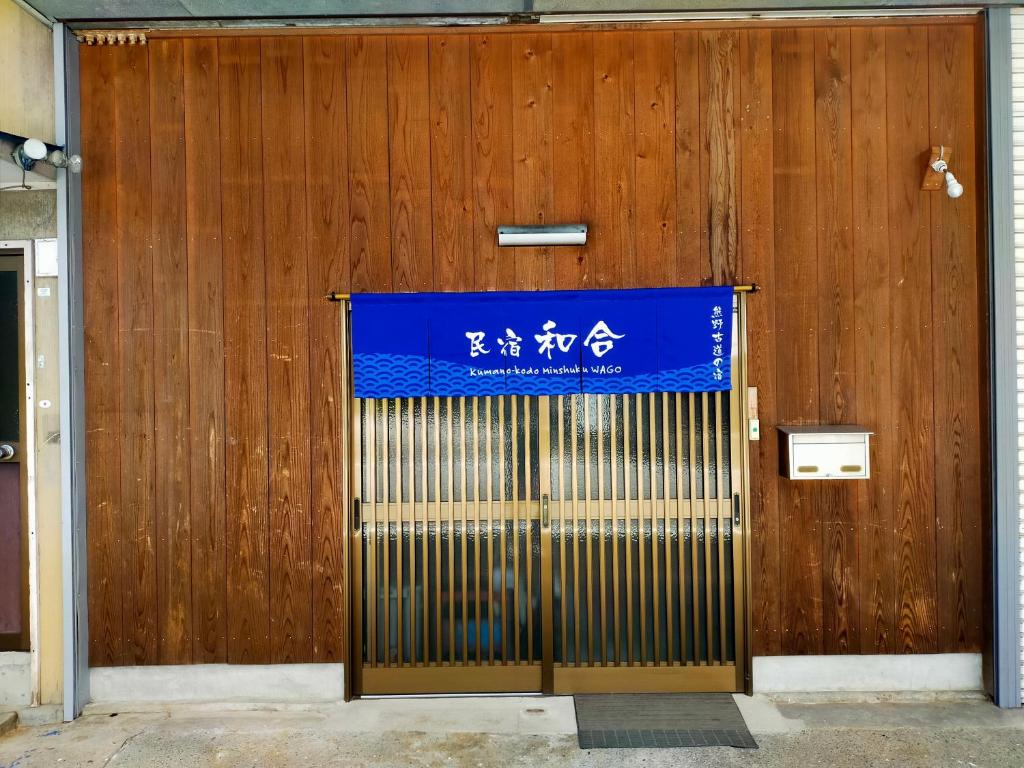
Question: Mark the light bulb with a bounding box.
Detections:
[12,138,48,170]
[944,171,964,199]
[22,138,46,160]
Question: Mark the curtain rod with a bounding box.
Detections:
[326,284,759,302]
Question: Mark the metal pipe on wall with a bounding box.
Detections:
[327,285,760,303]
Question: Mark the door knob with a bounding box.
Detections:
[0,444,14,460]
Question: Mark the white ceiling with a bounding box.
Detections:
[25,0,522,21]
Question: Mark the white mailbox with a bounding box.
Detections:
[778,426,872,480]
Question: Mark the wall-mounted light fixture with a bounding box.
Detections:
[921,145,963,199]
[4,132,83,176]
[497,224,587,247]
[11,138,47,171]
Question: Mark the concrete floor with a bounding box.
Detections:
[1,695,1023,767]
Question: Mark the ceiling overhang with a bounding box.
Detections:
[19,0,1010,25]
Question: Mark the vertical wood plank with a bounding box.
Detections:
[633,31,676,288]
[772,28,823,655]
[814,28,860,655]
[592,32,636,287]
[261,37,314,663]
[82,44,125,667]
[388,36,434,293]
[551,32,595,290]
[219,37,271,664]
[886,26,937,654]
[149,38,193,664]
[470,34,516,291]
[347,36,392,293]
[699,31,740,285]
[738,29,781,657]
[511,32,554,291]
[304,35,349,662]
[929,24,983,653]
[184,37,227,664]
[114,44,159,665]
[674,31,702,287]
[850,27,896,655]
[430,36,475,292]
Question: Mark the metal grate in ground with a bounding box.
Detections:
[574,693,758,750]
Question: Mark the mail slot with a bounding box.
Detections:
[777,426,872,480]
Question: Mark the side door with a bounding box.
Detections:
[0,253,28,652]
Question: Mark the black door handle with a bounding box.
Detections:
[733,493,741,526]
[353,497,361,531]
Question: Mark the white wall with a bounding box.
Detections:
[753,654,982,695]
[0,0,54,142]
[1014,8,1024,703]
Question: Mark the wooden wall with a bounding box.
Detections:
[80,19,986,666]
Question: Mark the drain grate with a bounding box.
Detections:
[574,694,758,750]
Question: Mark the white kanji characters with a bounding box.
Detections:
[497,328,522,358]
[583,320,625,359]
[465,330,490,358]
[711,307,726,380]
[535,320,577,359]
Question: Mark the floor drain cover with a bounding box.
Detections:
[573,693,757,750]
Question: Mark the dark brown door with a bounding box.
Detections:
[0,254,28,652]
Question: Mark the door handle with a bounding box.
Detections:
[353,497,361,532]
[733,493,741,526]
[541,494,549,528]
[0,444,14,461]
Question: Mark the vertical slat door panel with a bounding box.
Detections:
[353,302,745,695]
[545,310,744,691]
[356,394,550,693]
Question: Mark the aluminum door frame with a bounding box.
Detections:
[343,296,751,698]
[0,251,31,654]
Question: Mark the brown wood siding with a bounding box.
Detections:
[80,21,987,665]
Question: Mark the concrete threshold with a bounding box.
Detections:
[5,695,1024,768]
[81,692,1024,738]
[83,696,580,737]
[82,694,798,739]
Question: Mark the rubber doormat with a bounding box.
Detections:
[574,693,758,750]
